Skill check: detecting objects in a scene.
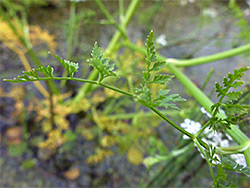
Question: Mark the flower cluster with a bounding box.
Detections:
[180,118,247,167]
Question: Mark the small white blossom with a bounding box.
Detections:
[180,119,201,139]
[70,0,86,2]
[231,154,247,167]
[180,0,196,6]
[180,119,246,167]
[156,34,167,46]
[202,8,217,18]
[200,107,212,118]
[220,139,230,147]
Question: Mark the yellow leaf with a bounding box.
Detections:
[64,166,80,180]
[101,135,116,147]
[127,147,143,165]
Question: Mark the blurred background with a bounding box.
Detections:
[0,0,250,187]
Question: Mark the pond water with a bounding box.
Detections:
[0,0,249,187]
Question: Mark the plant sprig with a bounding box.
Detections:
[4,65,54,83]
[136,30,185,109]
[210,67,250,130]
[89,42,117,83]
[49,52,79,78]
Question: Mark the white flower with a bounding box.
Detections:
[203,8,217,18]
[200,107,212,118]
[180,119,247,167]
[231,154,247,167]
[156,34,167,46]
[180,119,201,139]
[220,139,229,147]
[70,0,86,2]
[180,0,196,6]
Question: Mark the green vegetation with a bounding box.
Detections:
[1,0,250,187]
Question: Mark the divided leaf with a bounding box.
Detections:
[148,74,173,85]
[136,86,152,107]
[150,62,166,71]
[136,31,185,110]
[89,42,117,82]
[36,65,54,78]
[4,66,54,83]
[49,52,78,78]
[145,30,156,69]
[220,155,250,177]
[210,67,249,130]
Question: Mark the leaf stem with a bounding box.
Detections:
[193,138,216,183]
[95,0,127,39]
[195,120,211,138]
[149,107,195,139]
[122,40,250,67]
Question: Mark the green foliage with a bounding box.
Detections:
[145,30,157,69]
[213,155,250,187]
[49,52,79,78]
[21,159,37,170]
[7,142,28,157]
[89,42,117,82]
[220,155,250,177]
[4,65,54,83]
[4,52,80,83]
[229,0,250,44]
[136,30,185,109]
[210,67,250,130]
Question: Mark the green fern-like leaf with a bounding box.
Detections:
[148,74,173,85]
[220,155,250,177]
[210,67,249,130]
[136,31,185,110]
[4,66,54,83]
[145,30,156,69]
[150,62,166,72]
[89,42,117,82]
[35,65,54,78]
[49,52,78,78]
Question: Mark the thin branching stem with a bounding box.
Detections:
[17,76,197,140]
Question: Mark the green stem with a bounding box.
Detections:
[36,76,135,98]
[193,138,216,183]
[119,0,125,22]
[16,76,197,140]
[149,107,194,139]
[60,1,76,88]
[168,43,250,67]
[73,0,140,103]
[122,40,250,67]
[201,68,214,91]
[195,120,211,138]
[95,0,127,38]
[107,109,175,120]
